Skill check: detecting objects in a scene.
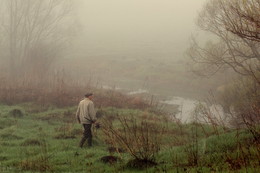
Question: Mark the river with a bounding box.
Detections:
[162,96,228,125]
[103,86,228,125]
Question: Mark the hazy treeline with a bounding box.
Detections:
[0,0,75,81]
[0,0,80,106]
[188,0,260,128]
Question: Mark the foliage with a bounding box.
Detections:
[101,115,164,166]
[216,76,260,145]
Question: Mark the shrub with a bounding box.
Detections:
[9,109,24,118]
[101,115,165,168]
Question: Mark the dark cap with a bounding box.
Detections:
[85,93,93,98]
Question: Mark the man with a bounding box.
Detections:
[76,93,97,148]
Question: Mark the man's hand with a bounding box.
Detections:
[95,122,101,129]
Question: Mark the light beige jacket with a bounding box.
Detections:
[76,98,96,124]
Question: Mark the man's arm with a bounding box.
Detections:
[88,102,97,123]
[76,105,81,123]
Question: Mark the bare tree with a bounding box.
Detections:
[0,0,74,79]
[223,0,260,42]
[188,0,260,85]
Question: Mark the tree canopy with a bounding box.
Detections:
[189,0,260,85]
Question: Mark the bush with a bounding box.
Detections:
[217,76,260,144]
[101,115,165,168]
[0,74,152,110]
[9,109,24,118]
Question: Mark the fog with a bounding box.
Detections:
[0,0,227,99]
[75,0,206,57]
[57,0,225,99]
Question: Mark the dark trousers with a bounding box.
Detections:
[79,124,92,147]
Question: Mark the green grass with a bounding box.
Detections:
[0,103,259,173]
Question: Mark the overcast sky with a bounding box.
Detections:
[75,0,207,58]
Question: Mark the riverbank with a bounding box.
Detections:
[101,85,227,124]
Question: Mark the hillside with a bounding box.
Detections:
[0,103,259,172]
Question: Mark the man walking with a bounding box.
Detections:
[76,93,97,147]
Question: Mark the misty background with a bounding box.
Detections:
[0,0,233,101]
[56,0,229,99]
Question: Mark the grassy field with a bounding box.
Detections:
[0,103,259,173]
